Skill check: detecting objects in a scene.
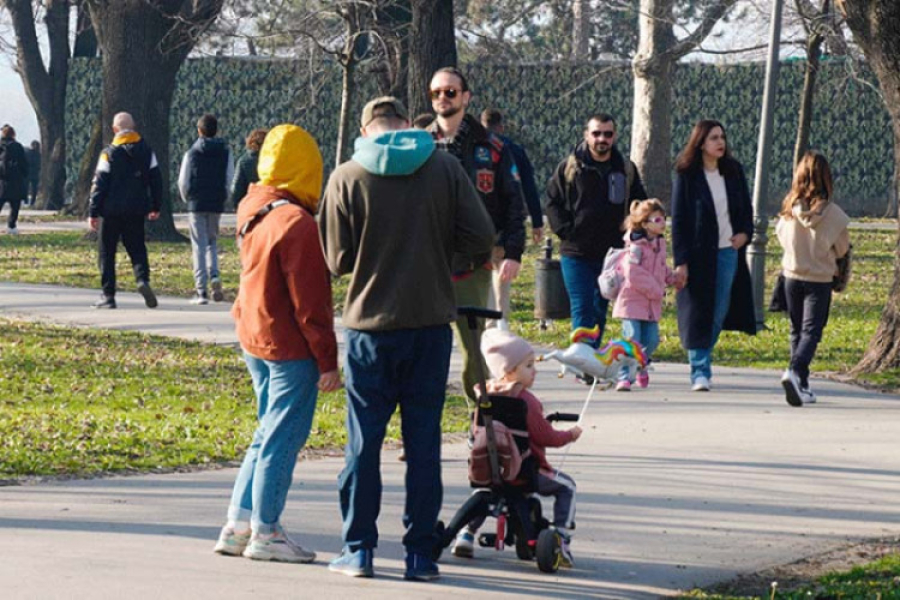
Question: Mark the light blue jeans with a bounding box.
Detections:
[226,352,319,534]
[688,247,738,382]
[188,212,221,294]
[618,319,659,382]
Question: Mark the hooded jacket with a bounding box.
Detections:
[545,143,647,261]
[319,128,496,331]
[232,124,337,371]
[178,137,233,212]
[230,149,260,209]
[776,202,850,283]
[612,231,676,322]
[88,131,162,218]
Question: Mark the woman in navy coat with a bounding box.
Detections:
[671,120,757,391]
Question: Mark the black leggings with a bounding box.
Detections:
[784,277,832,388]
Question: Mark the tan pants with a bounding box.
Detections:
[487,246,510,329]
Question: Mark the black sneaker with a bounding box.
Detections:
[137,281,158,308]
[92,295,116,309]
[575,373,595,386]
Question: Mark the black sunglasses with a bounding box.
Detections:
[429,88,459,100]
[590,130,615,139]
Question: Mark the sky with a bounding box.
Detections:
[1,64,39,143]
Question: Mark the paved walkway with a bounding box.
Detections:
[1,283,899,599]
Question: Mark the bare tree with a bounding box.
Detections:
[836,0,900,373]
[85,0,225,240]
[407,0,456,117]
[572,0,591,57]
[1,0,70,210]
[630,0,739,201]
[792,0,848,165]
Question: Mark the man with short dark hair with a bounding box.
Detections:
[178,113,233,304]
[426,67,525,402]
[320,95,494,582]
[88,112,161,309]
[0,125,28,234]
[545,114,647,354]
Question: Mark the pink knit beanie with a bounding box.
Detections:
[481,329,534,379]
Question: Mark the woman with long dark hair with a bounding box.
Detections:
[671,120,756,391]
[775,151,849,406]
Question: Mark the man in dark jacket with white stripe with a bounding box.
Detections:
[178,114,233,305]
[88,112,161,309]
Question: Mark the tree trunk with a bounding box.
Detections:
[73,0,99,58]
[630,0,738,204]
[66,116,102,218]
[631,0,676,202]
[375,0,410,102]
[572,0,591,58]
[336,59,357,165]
[793,32,823,166]
[408,0,456,118]
[87,0,223,241]
[837,0,900,373]
[4,0,70,211]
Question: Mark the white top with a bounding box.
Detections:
[705,168,733,248]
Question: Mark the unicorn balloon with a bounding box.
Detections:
[541,326,648,383]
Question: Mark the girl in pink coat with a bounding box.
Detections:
[612,199,680,391]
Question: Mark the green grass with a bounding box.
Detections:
[0,319,468,479]
[0,226,898,383]
[680,552,900,599]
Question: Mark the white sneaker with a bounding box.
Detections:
[781,369,803,407]
[800,386,817,404]
[190,293,209,305]
[451,530,475,558]
[242,527,316,563]
[213,526,251,556]
[6,227,18,235]
[691,376,710,392]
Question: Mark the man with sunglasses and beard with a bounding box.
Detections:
[426,67,526,407]
[545,114,647,379]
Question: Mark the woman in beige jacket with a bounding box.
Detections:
[775,151,850,407]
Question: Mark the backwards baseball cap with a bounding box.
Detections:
[360,96,409,128]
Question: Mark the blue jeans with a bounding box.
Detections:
[560,255,608,348]
[339,325,452,556]
[618,319,659,381]
[227,353,319,534]
[688,247,738,382]
[188,212,221,293]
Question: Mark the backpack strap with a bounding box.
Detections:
[238,200,291,240]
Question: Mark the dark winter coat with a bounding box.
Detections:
[88,131,162,219]
[24,148,40,182]
[544,143,647,262]
[0,137,29,201]
[671,159,757,349]
[428,114,525,265]
[230,150,259,209]
[498,134,543,229]
[179,137,231,213]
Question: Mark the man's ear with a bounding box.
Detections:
[360,126,368,138]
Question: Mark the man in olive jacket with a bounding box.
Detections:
[319,96,494,582]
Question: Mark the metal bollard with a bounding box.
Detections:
[534,238,570,329]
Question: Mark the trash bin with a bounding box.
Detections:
[534,238,570,321]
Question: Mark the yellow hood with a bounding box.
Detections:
[257,124,323,212]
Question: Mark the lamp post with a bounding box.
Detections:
[748,0,784,330]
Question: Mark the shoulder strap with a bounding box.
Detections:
[238,199,291,240]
